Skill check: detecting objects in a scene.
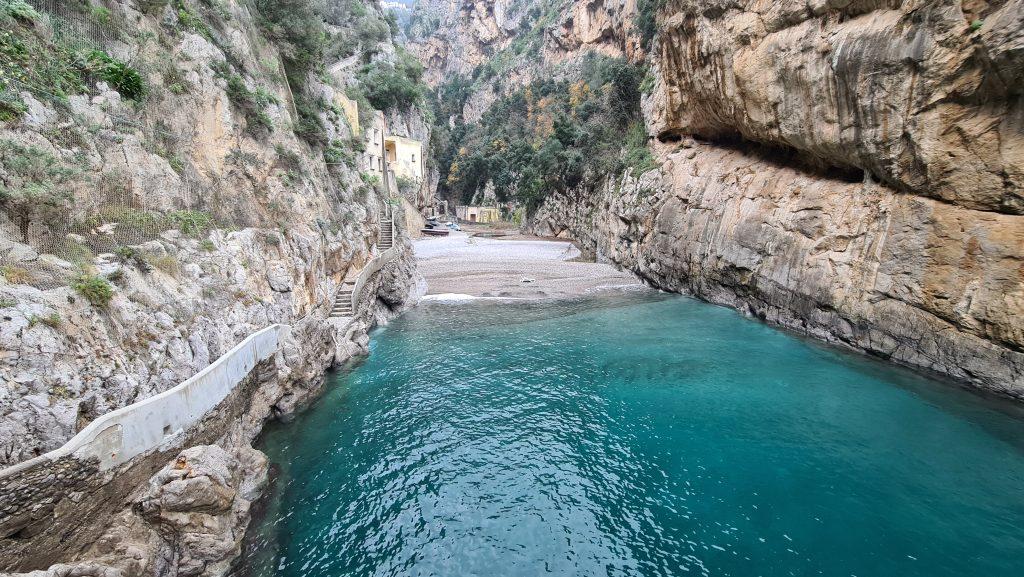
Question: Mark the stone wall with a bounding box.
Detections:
[0,323,282,551]
[0,325,284,477]
[0,455,100,542]
[0,355,276,572]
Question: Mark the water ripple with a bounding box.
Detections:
[240,292,1024,577]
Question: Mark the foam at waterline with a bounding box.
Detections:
[421,293,530,302]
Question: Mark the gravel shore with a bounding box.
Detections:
[414,232,642,299]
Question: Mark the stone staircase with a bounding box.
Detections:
[378,219,394,250]
[329,218,395,320]
[330,282,355,318]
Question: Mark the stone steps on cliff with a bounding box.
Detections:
[330,285,355,318]
[377,220,394,250]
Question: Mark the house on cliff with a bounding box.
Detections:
[457,206,500,223]
[384,135,423,182]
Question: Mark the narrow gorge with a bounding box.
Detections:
[410,0,1024,396]
[0,1,1022,576]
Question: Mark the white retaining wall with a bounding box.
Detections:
[0,324,288,478]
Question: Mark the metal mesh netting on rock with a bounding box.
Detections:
[0,1,245,290]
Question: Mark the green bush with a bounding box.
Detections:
[214,61,277,135]
[115,245,154,271]
[323,0,391,61]
[150,253,180,276]
[0,24,86,103]
[28,312,61,328]
[639,73,655,95]
[436,53,650,210]
[252,0,324,90]
[356,48,424,111]
[2,0,39,23]
[622,122,658,174]
[177,2,212,38]
[81,49,146,101]
[90,6,112,24]
[395,174,417,194]
[1,264,31,284]
[324,140,353,166]
[345,85,375,128]
[636,0,665,50]
[275,144,303,170]
[0,89,26,121]
[0,140,76,242]
[293,94,329,147]
[73,275,114,307]
[168,210,213,235]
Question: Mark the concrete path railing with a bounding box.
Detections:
[0,324,288,478]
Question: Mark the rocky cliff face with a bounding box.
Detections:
[533,138,1024,396]
[542,0,1024,396]
[546,0,644,63]
[420,0,1023,396]
[0,0,421,467]
[0,0,423,571]
[650,0,1024,214]
[410,0,642,81]
[408,0,525,86]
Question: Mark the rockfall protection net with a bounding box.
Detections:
[1,1,384,291]
[0,1,212,290]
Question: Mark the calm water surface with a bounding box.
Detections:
[241,292,1024,577]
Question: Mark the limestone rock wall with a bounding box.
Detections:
[546,0,644,63]
[523,0,1023,395]
[533,140,1024,396]
[409,0,642,89]
[650,0,1024,214]
[409,0,526,86]
[0,0,422,467]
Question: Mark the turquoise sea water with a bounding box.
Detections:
[240,293,1024,577]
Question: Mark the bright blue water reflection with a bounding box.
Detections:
[241,293,1024,577]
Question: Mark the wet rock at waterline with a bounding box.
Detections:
[2,446,268,577]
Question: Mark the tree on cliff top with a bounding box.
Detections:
[439,53,650,211]
[354,46,424,111]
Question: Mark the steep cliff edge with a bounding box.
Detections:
[418,0,1024,396]
[650,0,1023,214]
[0,0,424,466]
[0,0,425,572]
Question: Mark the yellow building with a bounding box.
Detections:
[335,92,360,135]
[363,111,386,176]
[457,206,501,224]
[384,135,423,181]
